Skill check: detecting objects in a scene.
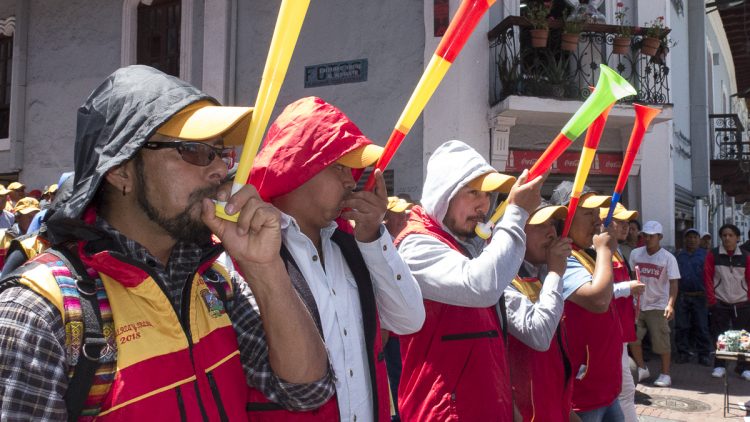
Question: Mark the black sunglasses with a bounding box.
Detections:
[143,141,236,169]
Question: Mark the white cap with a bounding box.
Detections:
[642,220,663,235]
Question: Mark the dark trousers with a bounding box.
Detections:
[675,293,712,357]
[710,301,750,371]
[384,336,402,419]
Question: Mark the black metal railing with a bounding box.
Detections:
[709,113,749,161]
[488,17,671,106]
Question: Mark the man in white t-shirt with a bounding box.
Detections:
[628,220,681,388]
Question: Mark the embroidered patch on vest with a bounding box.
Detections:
[200,288,225,317]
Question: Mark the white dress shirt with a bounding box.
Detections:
[280,213,424,422]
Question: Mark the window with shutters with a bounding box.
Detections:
[0,34,12,140]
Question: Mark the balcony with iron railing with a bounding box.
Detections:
[488,16,671,107]
[486,15,674,179]
[709,113,750,202]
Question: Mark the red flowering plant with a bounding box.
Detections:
[614,2,632,38]
[644,15,676,47]
[644,16,666,39]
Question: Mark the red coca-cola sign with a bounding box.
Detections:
[504,149,623,175]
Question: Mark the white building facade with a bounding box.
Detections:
[0,0,746,248]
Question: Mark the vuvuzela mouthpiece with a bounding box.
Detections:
[475,221,493,240]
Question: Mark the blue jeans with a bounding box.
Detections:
[674,293,712,357]
[577,399,625,422]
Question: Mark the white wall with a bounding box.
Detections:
[421,0,494,194]
[234,0,425,198]
[639,122,677,247]
[668,1,692,192]
[14,0,122,189]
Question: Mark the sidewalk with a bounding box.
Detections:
[635,356,750,421]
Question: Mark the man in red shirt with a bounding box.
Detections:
[704,223,750,380]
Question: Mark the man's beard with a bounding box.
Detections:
[135,162,216,245]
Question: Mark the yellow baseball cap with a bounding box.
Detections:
[387,196,411,213]
[7,182,24,191]
[528,204,568,225]
[599,203,638,221]
[466,171,516,193]
[44,184,59,195]
[0,184,9,195]
[156,100,254,146]
[579,192,611,209]
[336,144,384,169]
[13,197,40,215]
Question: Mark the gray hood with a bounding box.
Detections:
[47,65,215,242]
[421,140,498,231]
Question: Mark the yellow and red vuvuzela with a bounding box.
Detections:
[603,103,661,226]
[561,92,615,237]
[363,0,496,191]
[215,0,310,222]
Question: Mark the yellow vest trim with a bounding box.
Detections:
[17,265,65,321]
[96,375,198,416]
[18,235,47,260]
[205,349,240,373]
[571,249,596,274]
[511,276,543,303]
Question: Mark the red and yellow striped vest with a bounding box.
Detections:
[18,246,247,420]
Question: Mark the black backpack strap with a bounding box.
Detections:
[46,247,108,422]
[497,293,509,345]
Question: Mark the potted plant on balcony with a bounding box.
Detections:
[561,12,585,52]
[524,1,552,48]
[641,16,666,56]
[613,2,632,55]
[543,50,571,98]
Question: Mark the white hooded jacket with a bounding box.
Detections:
[397,140,529,307]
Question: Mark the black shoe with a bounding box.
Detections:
[674,354,690,364]
[698,355,711,366]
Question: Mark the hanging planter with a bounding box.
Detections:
[530,29,549,48]
[641,36,661,57]
[561,33,580,52]
[612,36,631,55]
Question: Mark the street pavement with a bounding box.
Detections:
[635,355,750,421]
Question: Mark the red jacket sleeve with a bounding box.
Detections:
[704,250,716,305]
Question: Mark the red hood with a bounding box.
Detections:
[249,96,374,201]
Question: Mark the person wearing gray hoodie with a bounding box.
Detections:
[394,140,545,421]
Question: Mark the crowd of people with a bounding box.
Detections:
[0,64,748,422]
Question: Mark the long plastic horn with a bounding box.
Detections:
[475,64,635,239]
[561,91,614,237]
[215,0,311,222]
[362,0,496,191]
[603,103,661,227]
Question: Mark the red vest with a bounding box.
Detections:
[613,251,637,342]
[77,247,246,420]
[246,229,390,421]
[394,207,513,421]
[563,249,623,412]
[508,276,573,422]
